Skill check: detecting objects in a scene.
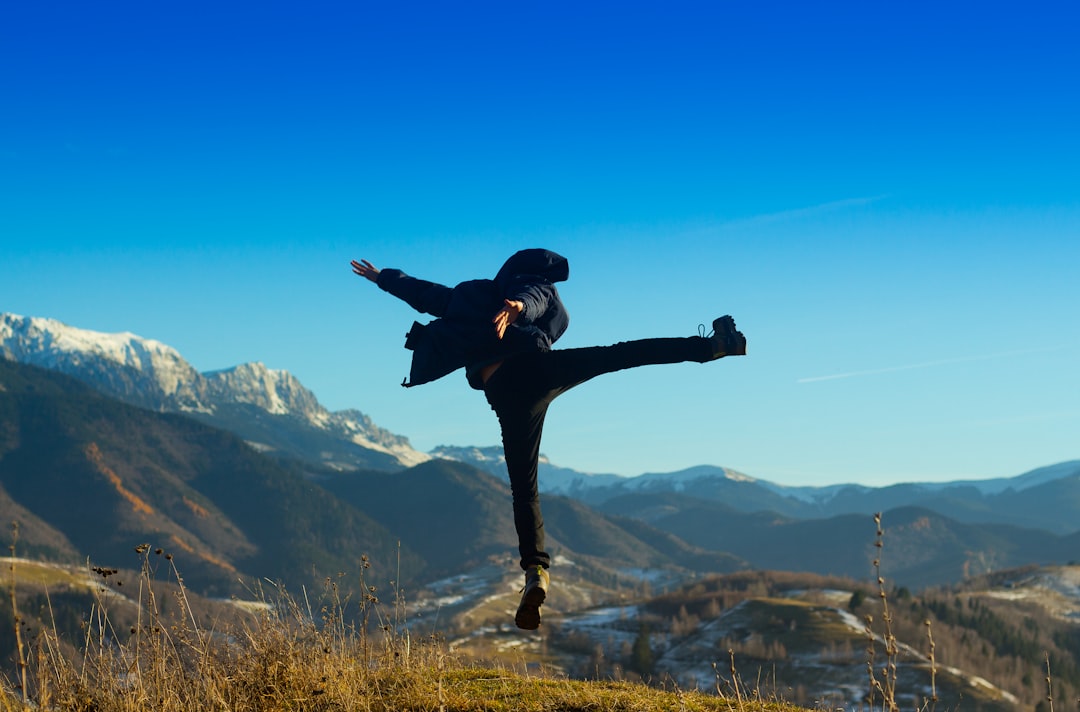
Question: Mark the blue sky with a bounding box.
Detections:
[2,2,1078,486]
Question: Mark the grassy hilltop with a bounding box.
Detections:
[4,552,1067,712]
[0,558,800,712]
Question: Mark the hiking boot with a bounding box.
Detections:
[515,565,549,630]
[706,315,747,359]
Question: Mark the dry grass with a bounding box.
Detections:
[1,513,1051,711]
[0,544,802,712]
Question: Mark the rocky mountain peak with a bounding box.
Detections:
[1,312,207,410]
[205,362,322,419]
[0,312,427,469]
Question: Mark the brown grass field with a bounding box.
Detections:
[0,515,1064,711]
[0,552,802,712]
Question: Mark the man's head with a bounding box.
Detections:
[495,249,569,287]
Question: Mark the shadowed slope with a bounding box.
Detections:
[0,358,422,594]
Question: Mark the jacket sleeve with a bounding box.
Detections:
[376,269,454,317]
[504,276,557,323]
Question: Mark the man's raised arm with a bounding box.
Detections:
[349,258,454,317]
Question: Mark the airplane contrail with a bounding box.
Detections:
[739,195,890,226]
[797,347,1062,384]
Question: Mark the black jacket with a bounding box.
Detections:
[377,249,570,388]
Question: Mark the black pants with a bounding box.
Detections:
[482,336,714,570]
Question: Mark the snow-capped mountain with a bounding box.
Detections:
[751,461,1080,504]
[922,460,1080,496]
[0,313,428,469]
[433,437,1079,505]
[205,362,324,419]
[621,464,756,491]
[431,439,1080,534]
[0,313,210,411]
[431,444,625,493]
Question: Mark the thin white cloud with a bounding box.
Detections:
[677,195,891,241]
[797,347,1062,384]
[733,194,891,227]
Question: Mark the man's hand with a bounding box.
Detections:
[493,299,524,340]
[351,259,380,283]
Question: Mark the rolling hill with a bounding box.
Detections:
[0,358,422,594]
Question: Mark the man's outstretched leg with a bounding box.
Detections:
[526,315,747,396]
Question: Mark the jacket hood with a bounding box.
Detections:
[494,248,569,287]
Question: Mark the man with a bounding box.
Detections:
[351,248,746,630]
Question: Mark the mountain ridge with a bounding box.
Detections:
[1,312,428,470]
[432,444,1080,525]
[439,449,1080,535]
[4,311,1078,538]
[0,357,425,593]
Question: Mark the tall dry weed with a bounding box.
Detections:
[1,540,445,711]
